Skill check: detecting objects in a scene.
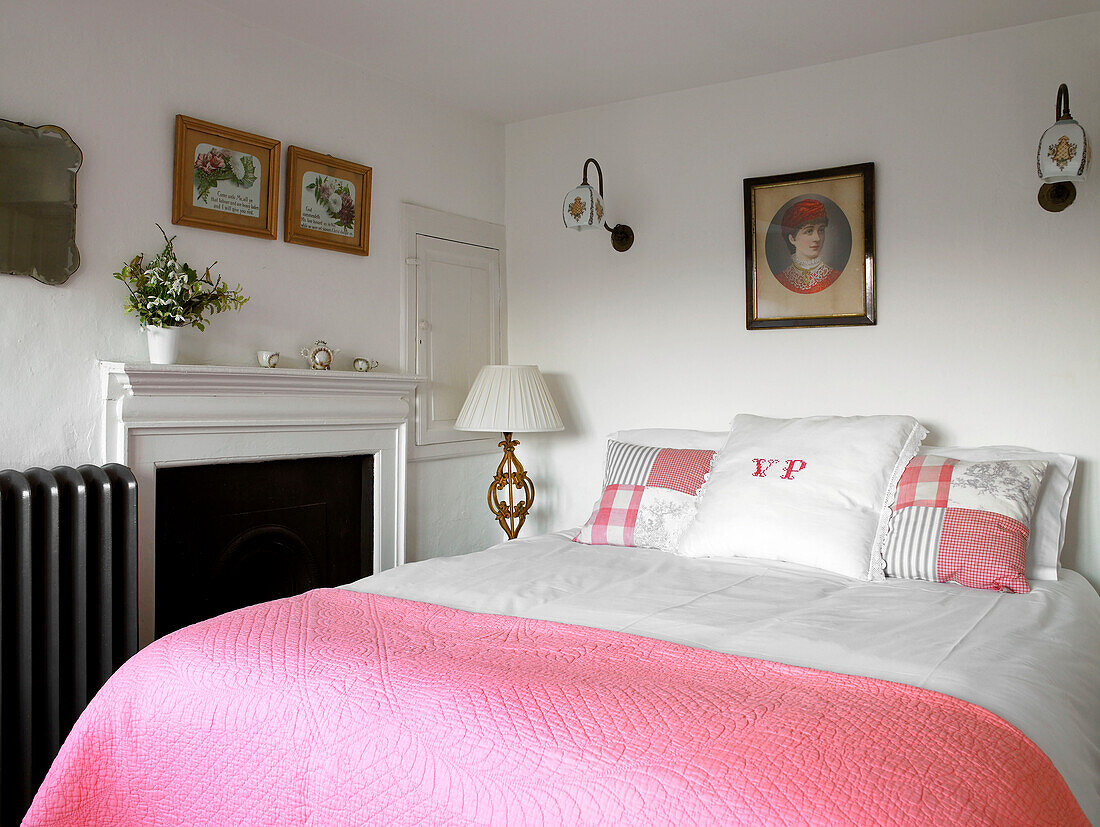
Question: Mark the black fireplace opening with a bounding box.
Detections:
[154,454,373,638]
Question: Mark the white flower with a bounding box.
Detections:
[328,193,343,213]
[229,154,245,180]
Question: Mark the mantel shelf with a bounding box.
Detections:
[101,361,424,400]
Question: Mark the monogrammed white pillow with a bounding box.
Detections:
[675,414,927,580]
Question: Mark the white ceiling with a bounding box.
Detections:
[208,0,1097,122]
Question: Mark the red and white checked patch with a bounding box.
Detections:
[646,449,715,495]
[575,484,645,547]
[937,507,1030,593]
[895,455,956,509]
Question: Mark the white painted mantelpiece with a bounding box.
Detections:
[100,362,422,648]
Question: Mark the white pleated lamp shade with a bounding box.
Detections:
[455,365,564,433]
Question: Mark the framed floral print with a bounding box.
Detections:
[172,115,280,239]
[284,146,372,256]
[744,162,875,329]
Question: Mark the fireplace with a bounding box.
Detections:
[101,362,420,649]
[154,454,373,637]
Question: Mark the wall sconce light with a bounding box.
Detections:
[1037,83,1090,212]
[562,158,634,252]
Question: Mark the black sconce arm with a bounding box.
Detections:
[1055,83,1071,121]
[581,158,612,233]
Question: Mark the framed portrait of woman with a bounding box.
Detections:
[743,162,875,329]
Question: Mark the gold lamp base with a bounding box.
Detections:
[488,432,534,539]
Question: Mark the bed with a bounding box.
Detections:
[22,417,1100,825]
[22,531,1099,825]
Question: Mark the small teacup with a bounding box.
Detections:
[257,350,280,368]
[353,357,379,372]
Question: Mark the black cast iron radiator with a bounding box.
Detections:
[0,464,138,823]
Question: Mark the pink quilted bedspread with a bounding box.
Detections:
[25,589,1086,826]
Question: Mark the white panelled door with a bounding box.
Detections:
[413,234,502,451]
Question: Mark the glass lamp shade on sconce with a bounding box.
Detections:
[1037,84,1091,212]
[563,183,605,231]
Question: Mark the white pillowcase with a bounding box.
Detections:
[918,446,1076,581]
[676,414,927,580]
[609,428,728,451]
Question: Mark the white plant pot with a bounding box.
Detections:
[145,325,181,365]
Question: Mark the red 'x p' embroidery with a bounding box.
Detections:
[752,459,808,479]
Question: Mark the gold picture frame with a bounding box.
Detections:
[284,146,372,256]
[744,162,875,329]
[172,115,280,239]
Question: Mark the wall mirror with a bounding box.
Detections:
[0,118,82,285]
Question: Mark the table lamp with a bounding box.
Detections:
[455,365,564,539]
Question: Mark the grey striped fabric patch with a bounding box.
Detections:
[883,506,944,581]
[604,440,660,486]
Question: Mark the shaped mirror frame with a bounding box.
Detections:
[0,118,82,285]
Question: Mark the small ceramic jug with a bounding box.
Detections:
[300,340,338,370]
[257,350,280,368]
[353,357,379,372]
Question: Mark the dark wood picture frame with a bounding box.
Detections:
[284,146,372,256]
[172,115,280,239]
[744,162,875,329]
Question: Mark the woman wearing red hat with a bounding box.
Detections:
[774,198,842,294]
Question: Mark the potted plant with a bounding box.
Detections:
[115,226,248,364]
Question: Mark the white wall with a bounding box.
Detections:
[0,0,502,561]
[506,14,1100,587]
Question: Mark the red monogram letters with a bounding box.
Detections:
[751,458,780,477]
[752,459,808,479]
[781,459,807,480]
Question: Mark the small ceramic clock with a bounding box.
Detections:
[300,340,339,370]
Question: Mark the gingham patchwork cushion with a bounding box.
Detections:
[574,440,715,549]
[882,454,1047,593]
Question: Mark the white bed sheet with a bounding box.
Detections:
[345,530,1100,822]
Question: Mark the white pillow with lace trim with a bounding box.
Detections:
[675,414,927,580]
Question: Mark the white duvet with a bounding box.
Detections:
[346,530,1100,822]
